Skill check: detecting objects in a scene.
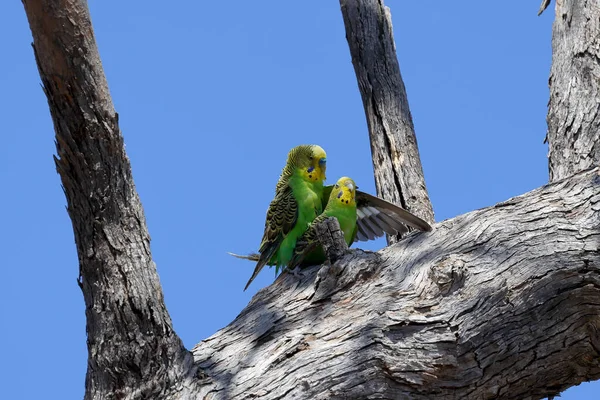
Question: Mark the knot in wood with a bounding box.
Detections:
[429,254,467,295]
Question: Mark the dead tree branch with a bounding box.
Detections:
[314,217,349,264]
[21,0,198,398]
[547,0,600,181]
[339,0,435,244]
[192,167,600,399]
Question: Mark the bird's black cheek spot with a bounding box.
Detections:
[309,175,313,179]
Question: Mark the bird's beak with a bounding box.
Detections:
[344,181,355,192]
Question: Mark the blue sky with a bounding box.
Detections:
[0,1,595,398]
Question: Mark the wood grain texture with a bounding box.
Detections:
[192,167,600,399]
[314,217,349,264]
[21,1,199,399]
[339,0,434,244]
[547,0,600,181]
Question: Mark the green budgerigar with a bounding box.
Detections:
[288,176,358,269]
[243,144,328,290]
[232,176,432,272]
[289,176,434,268]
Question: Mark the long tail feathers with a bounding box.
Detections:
[228,252,265,291]
[244,261,267,291]
[242,246,278,291]
[227,252,260,262]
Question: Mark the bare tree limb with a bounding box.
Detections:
[547,0,600,181]
[21,1,199,398]
[192,167,600,399]
[310,217,351,302]
[339,0,434,244]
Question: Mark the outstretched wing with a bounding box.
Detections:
[244,187,298,290]
[353,190,432,242]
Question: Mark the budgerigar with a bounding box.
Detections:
[232,176,432,271]
[289,176,433,268]
[243,144,327,290]
[331,185,432,241]
[287,176,358,269]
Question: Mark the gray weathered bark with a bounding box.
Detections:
[191,167,600,399]
[21,1,199,399]
[546,0,600,181]
[314,217,349,263]
[339,0,435,244]
[23,0,600,399]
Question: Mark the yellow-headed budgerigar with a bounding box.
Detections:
[242,144,327,290]
[287,176,358,269]
[288,176,431,268]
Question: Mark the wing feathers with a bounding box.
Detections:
[244,188,298,290]
[356,220,376,241]
[354,190,431,242]
[361,212,385,237]
[377,211,409,235]
[354,223,369,242]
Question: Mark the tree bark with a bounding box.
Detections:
[547,0,600,181]
[21,1,199,398]
[192,167,600,399]
[314,217,349,263]
[339,0,435,244]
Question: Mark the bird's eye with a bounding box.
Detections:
[334,184,339,188]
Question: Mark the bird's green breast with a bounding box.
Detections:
[298,203,357,267]
[272,173,324,271]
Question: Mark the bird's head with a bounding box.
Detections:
[289,144,327,183]
[331,176,357,207]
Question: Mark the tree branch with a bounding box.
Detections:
[192,167,600,399]
[339,0,434,244]
[547,0,600,181]
[314,217,349,263]
[21,1,198,398]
